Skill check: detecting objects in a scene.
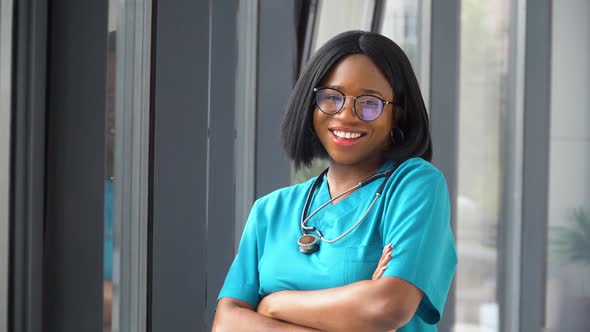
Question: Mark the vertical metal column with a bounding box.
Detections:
[519,0,552,331]
[205,0,238,329]
[111,1,152,331]
[255,0,298,198]
[429,1,460,331]
[0,0,13,330]
[44,1,108,331]
[150,0,242,330]
[149,0,209,330]
[498,1,527,331]
[10,0,48,331]
[234,0,258,247]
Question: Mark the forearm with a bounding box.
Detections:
[261,279,404,332]
[213,299,324,332]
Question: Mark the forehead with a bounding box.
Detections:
[320,54,393,98]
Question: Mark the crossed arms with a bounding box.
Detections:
[212,245,424,332]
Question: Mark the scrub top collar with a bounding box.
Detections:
[309,159,396,227]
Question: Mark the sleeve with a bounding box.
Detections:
[381,164,457,325]
[217,200,263,308]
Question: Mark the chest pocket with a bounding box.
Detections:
[344,245,382,284]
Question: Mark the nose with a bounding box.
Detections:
[336,96,359,121]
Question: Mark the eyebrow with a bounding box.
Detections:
[326,85,385,98]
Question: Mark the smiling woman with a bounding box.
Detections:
[213,31,456,332]
[312,54,396,171]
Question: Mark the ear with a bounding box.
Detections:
[391,104,403,128]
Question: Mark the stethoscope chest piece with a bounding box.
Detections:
[298,234,319,254]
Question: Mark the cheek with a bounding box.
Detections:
[312,108,326,131]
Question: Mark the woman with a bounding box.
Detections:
[213,30,456,332]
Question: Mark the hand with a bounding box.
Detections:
[373,244,398,331]
[372,243,393,280]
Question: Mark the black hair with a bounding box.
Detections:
[281,30,432,169]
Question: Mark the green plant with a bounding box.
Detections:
[551,208,590,266]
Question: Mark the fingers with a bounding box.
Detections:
[372,243,393,280]
[379,243,393,265]
[372,265,387,280]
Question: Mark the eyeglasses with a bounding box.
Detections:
[313,87,394,122]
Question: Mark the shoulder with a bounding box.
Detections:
[381,158,452,226]
[386,157,448,199]
[393,157,447,186]
[252,176,317,212]
[246,177,317,232]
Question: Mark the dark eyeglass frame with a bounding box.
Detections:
[313,87,395,122]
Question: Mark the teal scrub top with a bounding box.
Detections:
[218,157,457,331]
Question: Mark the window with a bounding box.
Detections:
[455,1,511,331]
[544,1,590,330]
[380,0,430,104]
[103,1,151,331]
[312,0,374,52]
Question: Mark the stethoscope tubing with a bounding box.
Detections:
[300,163,399,243]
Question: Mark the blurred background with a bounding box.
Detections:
[1,0,588,331]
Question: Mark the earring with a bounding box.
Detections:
[390,128,405,144]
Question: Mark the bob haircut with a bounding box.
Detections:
[282,30,432,169]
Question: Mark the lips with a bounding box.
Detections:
[328,127,367,146]
[332,130,362,139]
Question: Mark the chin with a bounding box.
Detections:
[328,149,389,167]
[328,154,371,167]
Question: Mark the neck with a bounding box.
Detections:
[326,157,385,201]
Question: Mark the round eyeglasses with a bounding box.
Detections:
[313,87,394,122]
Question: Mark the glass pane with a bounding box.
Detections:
[104,1,151,331]
[103,26,117,332]
[545,1,590,330]
[0,1,13,329]
[455,1,510,331]
[380,0,420,78]
[312,0,374,52]
[380,0,430,106]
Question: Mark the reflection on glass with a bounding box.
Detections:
[380,0,419,71]
[380,0,429,104]
[312,0,374,52]
[545,1,590,330]
[0,1,12,329]
[103,29,117,332]
[455,1,509,331]
[103,1,150,331]
[293,0,376,183]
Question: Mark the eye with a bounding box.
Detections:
[324,94,343,102]
[360,98,379,106]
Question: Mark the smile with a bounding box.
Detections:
[328,128,367,146]
[332,130,363,139]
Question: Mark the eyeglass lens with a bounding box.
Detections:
[315,88,383,121]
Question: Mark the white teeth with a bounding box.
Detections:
[333,130,362,139]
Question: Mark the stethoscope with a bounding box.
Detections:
[298,163,399,254]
